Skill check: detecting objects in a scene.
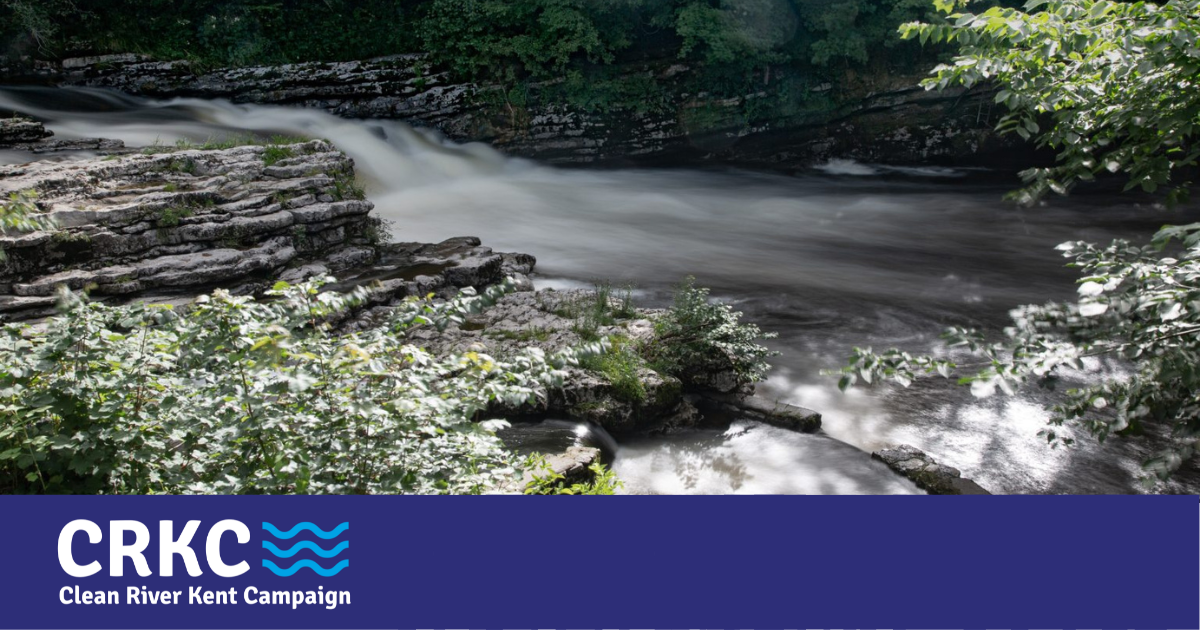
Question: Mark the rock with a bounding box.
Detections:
[548,367,688,436]
[663,345,749,394]
[0,115,124,153]
[872,445,991,495]
[353,288,710,436]
[0,139,384,319]
[0,138,533,321]
[0,117,52,144]
[523,445,603,488]
[13,55,1028,170]
[497,444,603,494]
[700,393,822,433]
[23,55,476,137]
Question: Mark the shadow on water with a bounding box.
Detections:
[5,85,1200,494]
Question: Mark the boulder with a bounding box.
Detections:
[548,367,688,436]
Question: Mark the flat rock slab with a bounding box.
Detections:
[700,393,822,433]
[511,445,602,493]
[873,444,991,495]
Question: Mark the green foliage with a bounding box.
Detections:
[522,454,623,494]
[557,283,633,342]
[0,277,590,494]
[418,0,641,83]
[261,145,295,167]
[0,190,57,262]
[140,134,309,155]
[157,205,193,227]
[163,157,197,175]
[5,1,418,67]
[613,284,637,319]
[361,216,394,247]
[6,0,951,113]
[901,0,1200,204]
[835,0,1200,483]
[550,68,673,115]
[797,0,944,66]
[0,0,71,54]
[833,225,1200,481]
[331,172,367,202]
[580,336,648,403]
[645,277,778,385]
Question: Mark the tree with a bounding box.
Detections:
[833,0,1200,482]
[900,0,1200,204]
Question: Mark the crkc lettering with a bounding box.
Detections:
[57,519,250,578]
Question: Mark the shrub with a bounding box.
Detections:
[580,336,647,403]
[0,277,590,494]
[645,277,778,385]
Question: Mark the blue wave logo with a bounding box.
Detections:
[261,522,349,576]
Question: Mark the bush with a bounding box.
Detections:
[0,277,586,494]
[645,277,778,386]
[580,336,647,403]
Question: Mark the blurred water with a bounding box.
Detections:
[4,85,1198,494]
[614,421,924,495]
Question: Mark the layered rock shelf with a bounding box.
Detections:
[9,54,1024,169]
[0,134,530,320]
[0,115,125,153]
[0,138,377,318]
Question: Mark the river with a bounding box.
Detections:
[3,85,1198,494]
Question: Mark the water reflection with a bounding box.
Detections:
[614,421,924,495]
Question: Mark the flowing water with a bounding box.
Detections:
[4,85,1199,494]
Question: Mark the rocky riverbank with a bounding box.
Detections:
[5,53,1028,170]
[0,119,541,320]
[0,121,818,433]
[1,117,990,494]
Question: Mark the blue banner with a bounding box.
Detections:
[0,496,1194,628]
